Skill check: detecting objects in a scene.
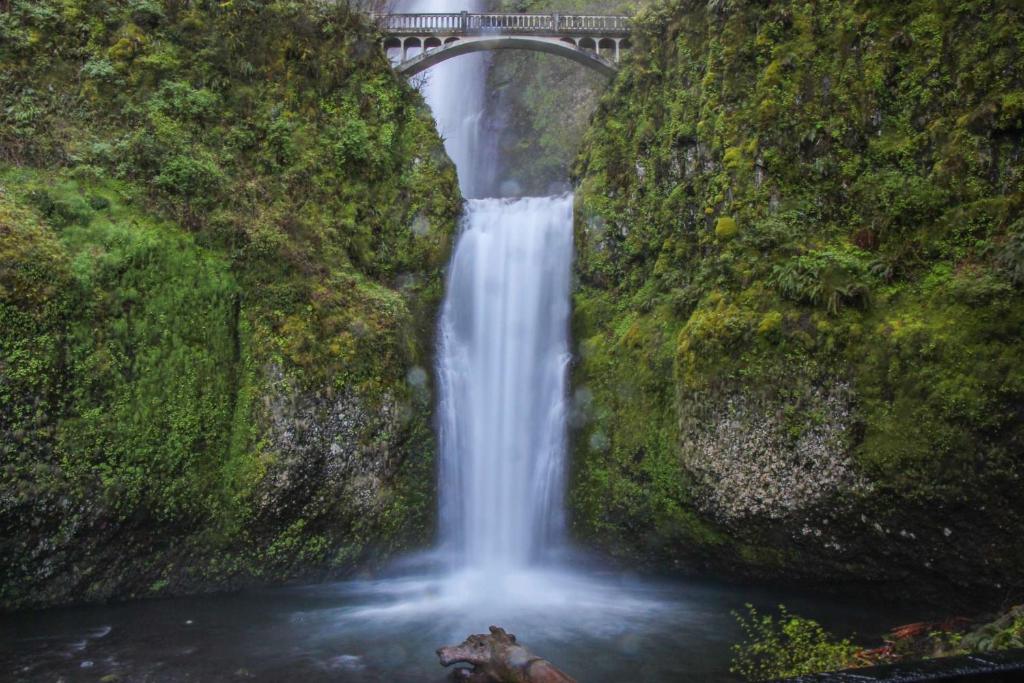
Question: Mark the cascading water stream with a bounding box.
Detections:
[436,196,573,569]
[398,0,573,571]
[398,0,493,197]
[364,0,704,647]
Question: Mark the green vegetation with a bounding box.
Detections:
[960,607,1024,653]
[0,0,460,610]
[731,603,1024,681]
[570,0,1024,593]
[731,605,859,681]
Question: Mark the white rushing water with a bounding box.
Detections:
[436,195,574,569]
[346,22,657,634]
[397,0,574,568]
[397,0,494,197]
[379,0,679,642]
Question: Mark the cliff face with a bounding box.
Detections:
[0,0,460,610]
[484,47,607,196]
[482,0,625,196]
[570,0,1024,597]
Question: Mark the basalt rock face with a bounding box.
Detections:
[570,0,1024,598]
[0,0,459,610]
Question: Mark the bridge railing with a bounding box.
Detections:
[374,12,631,36]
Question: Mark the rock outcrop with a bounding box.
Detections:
[0,0,459,610]
[569,0,1024,599]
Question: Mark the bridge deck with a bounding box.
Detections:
[374,12,631,37]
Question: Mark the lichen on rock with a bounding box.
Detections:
[684,382,871,523]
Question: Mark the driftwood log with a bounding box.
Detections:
[437,626,577,683]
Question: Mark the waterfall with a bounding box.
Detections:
[397,0,494,198]
[436,196,573,568]
[293,7,769,668]
[395,0,574,569]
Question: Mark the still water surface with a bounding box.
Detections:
[3,560,916,682]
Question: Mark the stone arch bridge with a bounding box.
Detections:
[374,12,631,77]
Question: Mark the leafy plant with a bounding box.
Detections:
[960,607,1024,653]
[731,605,860,681]
[770,247,873,314]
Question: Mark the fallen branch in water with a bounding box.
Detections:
[437,625,577,683]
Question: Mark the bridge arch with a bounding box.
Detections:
[375,12,631,78]
[395,35,619,77]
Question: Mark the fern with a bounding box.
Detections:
[771,247,873,314]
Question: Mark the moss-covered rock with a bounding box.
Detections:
[714,216,738,239]
[570,0,1024,598]
[0,0,460,611]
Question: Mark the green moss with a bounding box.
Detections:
[0,0,459,611]
[715,216,739,239]
[570,0,1024,591]
[757,311,783,336]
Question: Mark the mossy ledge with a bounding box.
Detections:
[0,0,460,611]
[570,0,1024,600]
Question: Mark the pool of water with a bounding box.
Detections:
[1,555,920,682]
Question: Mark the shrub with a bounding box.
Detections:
[81,57,117,81]
[731,605,860,681]
[960,607,1024,653]
[153,153,225,206]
